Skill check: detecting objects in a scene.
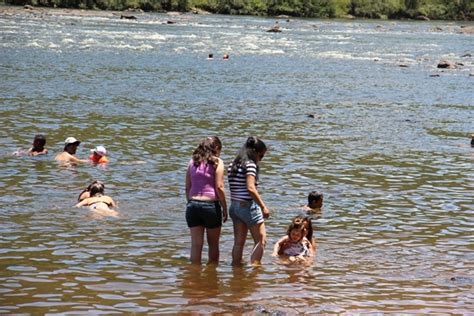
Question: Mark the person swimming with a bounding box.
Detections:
[12,134,48,156]
[302,191,323,216]
[75,181,118,217]
[28,134,48,156]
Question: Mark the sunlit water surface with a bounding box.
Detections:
[0,8,473,314]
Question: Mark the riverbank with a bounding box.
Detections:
[1,2,473,21]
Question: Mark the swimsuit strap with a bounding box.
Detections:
[89,200,112,207]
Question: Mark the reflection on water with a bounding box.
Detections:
[1,8,473,314]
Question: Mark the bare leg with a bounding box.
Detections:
[190,226,205,264]
[232,222,248,266]
[206,227,221,264]
[249,222,266,265]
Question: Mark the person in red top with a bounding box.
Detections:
[89,146,109,164]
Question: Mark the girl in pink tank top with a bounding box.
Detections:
[185,136,228,265]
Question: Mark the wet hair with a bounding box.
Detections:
[308,191,323,205]
[229,136,267,175]
[192,136,222,167]
[287,221,305,241]
[89,181,105,197]
[78,180,101,201]
[293,215,313,241]
[32,134,46,149]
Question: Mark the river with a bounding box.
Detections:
[0,7,473,314]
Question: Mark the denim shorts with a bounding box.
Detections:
[186,200,222,229]
[229,200,264,227]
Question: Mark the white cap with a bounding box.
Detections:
[91,145,106,156]
[64,137,80,145]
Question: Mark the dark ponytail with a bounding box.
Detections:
[229,136,267,175]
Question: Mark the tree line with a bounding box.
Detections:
[6,0,473,20]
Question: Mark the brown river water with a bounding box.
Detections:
[0,7,473,314]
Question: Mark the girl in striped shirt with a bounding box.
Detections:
[228,136,270,266]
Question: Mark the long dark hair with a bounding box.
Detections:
[89,182,105,197]
[293,215,313,241]
[78,180,99,201]
[78,180,104,201]
[229,136,267,175]
[192,136,222,167]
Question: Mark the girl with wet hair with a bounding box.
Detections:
[28,134,48,156]
[273,220,312,260]
[77,180,100,202]
[88,182,105,197]
[293,215,315,251]
[228,136,270,266]
[185,136,228,265]
[75,181,118,217]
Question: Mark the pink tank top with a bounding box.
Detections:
[188,160,217,200]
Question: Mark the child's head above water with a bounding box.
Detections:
[293,215,313,241]
[287,221,306,243]
[307,191,323,209]
[32,134,46,151]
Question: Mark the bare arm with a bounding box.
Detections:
[29,149,48,156]
[185,162,192,202]
[75,199,88,207]
[107,197,117,208]
[272,236,289,256]
[69,155,88,163]
[246,174,270,218]
[215,158,228,223]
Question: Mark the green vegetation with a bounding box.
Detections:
[7,0,473,20]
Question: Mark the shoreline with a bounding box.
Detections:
[1,4,473,23]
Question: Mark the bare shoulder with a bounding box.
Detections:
[55,152,71,161]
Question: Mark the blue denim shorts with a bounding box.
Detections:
[229,200,264,227]
[186,200,222,229]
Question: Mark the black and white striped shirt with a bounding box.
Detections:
[228,160,258,201]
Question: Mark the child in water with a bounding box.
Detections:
[273,218,313,263]
[302,191,323,216]
[13,134,48,156]
[28,134,48,156]
[89,146,109,164]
